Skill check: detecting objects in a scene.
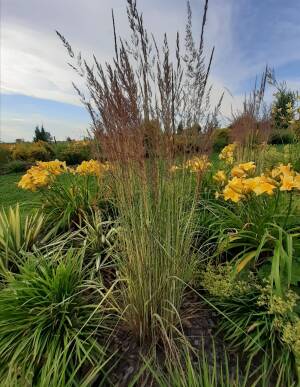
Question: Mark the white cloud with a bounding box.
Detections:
[1,0,299,142]
[1,23,83,106]
[0,0,240,116]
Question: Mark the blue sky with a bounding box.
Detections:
[0,94,90,142]
[1,0,300,142]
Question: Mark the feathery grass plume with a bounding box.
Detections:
[57,0,222,160]
[230,66,272,161]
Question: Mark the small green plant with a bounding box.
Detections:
[0,249,112,385]
[0,205,46,276]
[1,159,30,174]
[139,341,284,387]
[200,259,299,384]
[42,174,100,231]
[75,208,118,271]
[212,128,230,152]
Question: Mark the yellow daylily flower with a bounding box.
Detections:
[227,177,245,193]
[231,166,246,178]
[213,170,227,184]
[219,143,237,164]
[223,186,243,203]
[280,175,295,191]
[36,160,67,175]
[252,180,275,195]
[243,175,277,196]
[279,163,293,176]
[185,156,211,173]
[271,163,294,179]
[76,159,109,177]
[238,161,256,173]
[170,165,180,173]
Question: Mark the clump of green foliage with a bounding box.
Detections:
[0,249,111,385]
[54,141,92,165]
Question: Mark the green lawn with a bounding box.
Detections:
[0,173,41,213]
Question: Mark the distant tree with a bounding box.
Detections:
[66,136,73,142]
[33,125,53,142]
[272,88,295,130]
[268,70,296,130]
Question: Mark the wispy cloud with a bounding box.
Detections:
[1,23,83,106]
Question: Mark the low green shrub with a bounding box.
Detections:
[284,145,300,171]
[174,129,210,154]
[200,264,298,384]
[212,128,230,152]
[54,141,92,165]
[0,159,30,174]
[269,129,296,145]
[0,146,11,165]
[12,141,54,162]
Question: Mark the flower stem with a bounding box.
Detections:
[283,191,293,229]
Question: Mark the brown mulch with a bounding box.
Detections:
[104,290,237,386]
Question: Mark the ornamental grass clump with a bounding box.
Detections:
[58,0,221,347]
[112,161,198,344]
[0,249,112,385]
